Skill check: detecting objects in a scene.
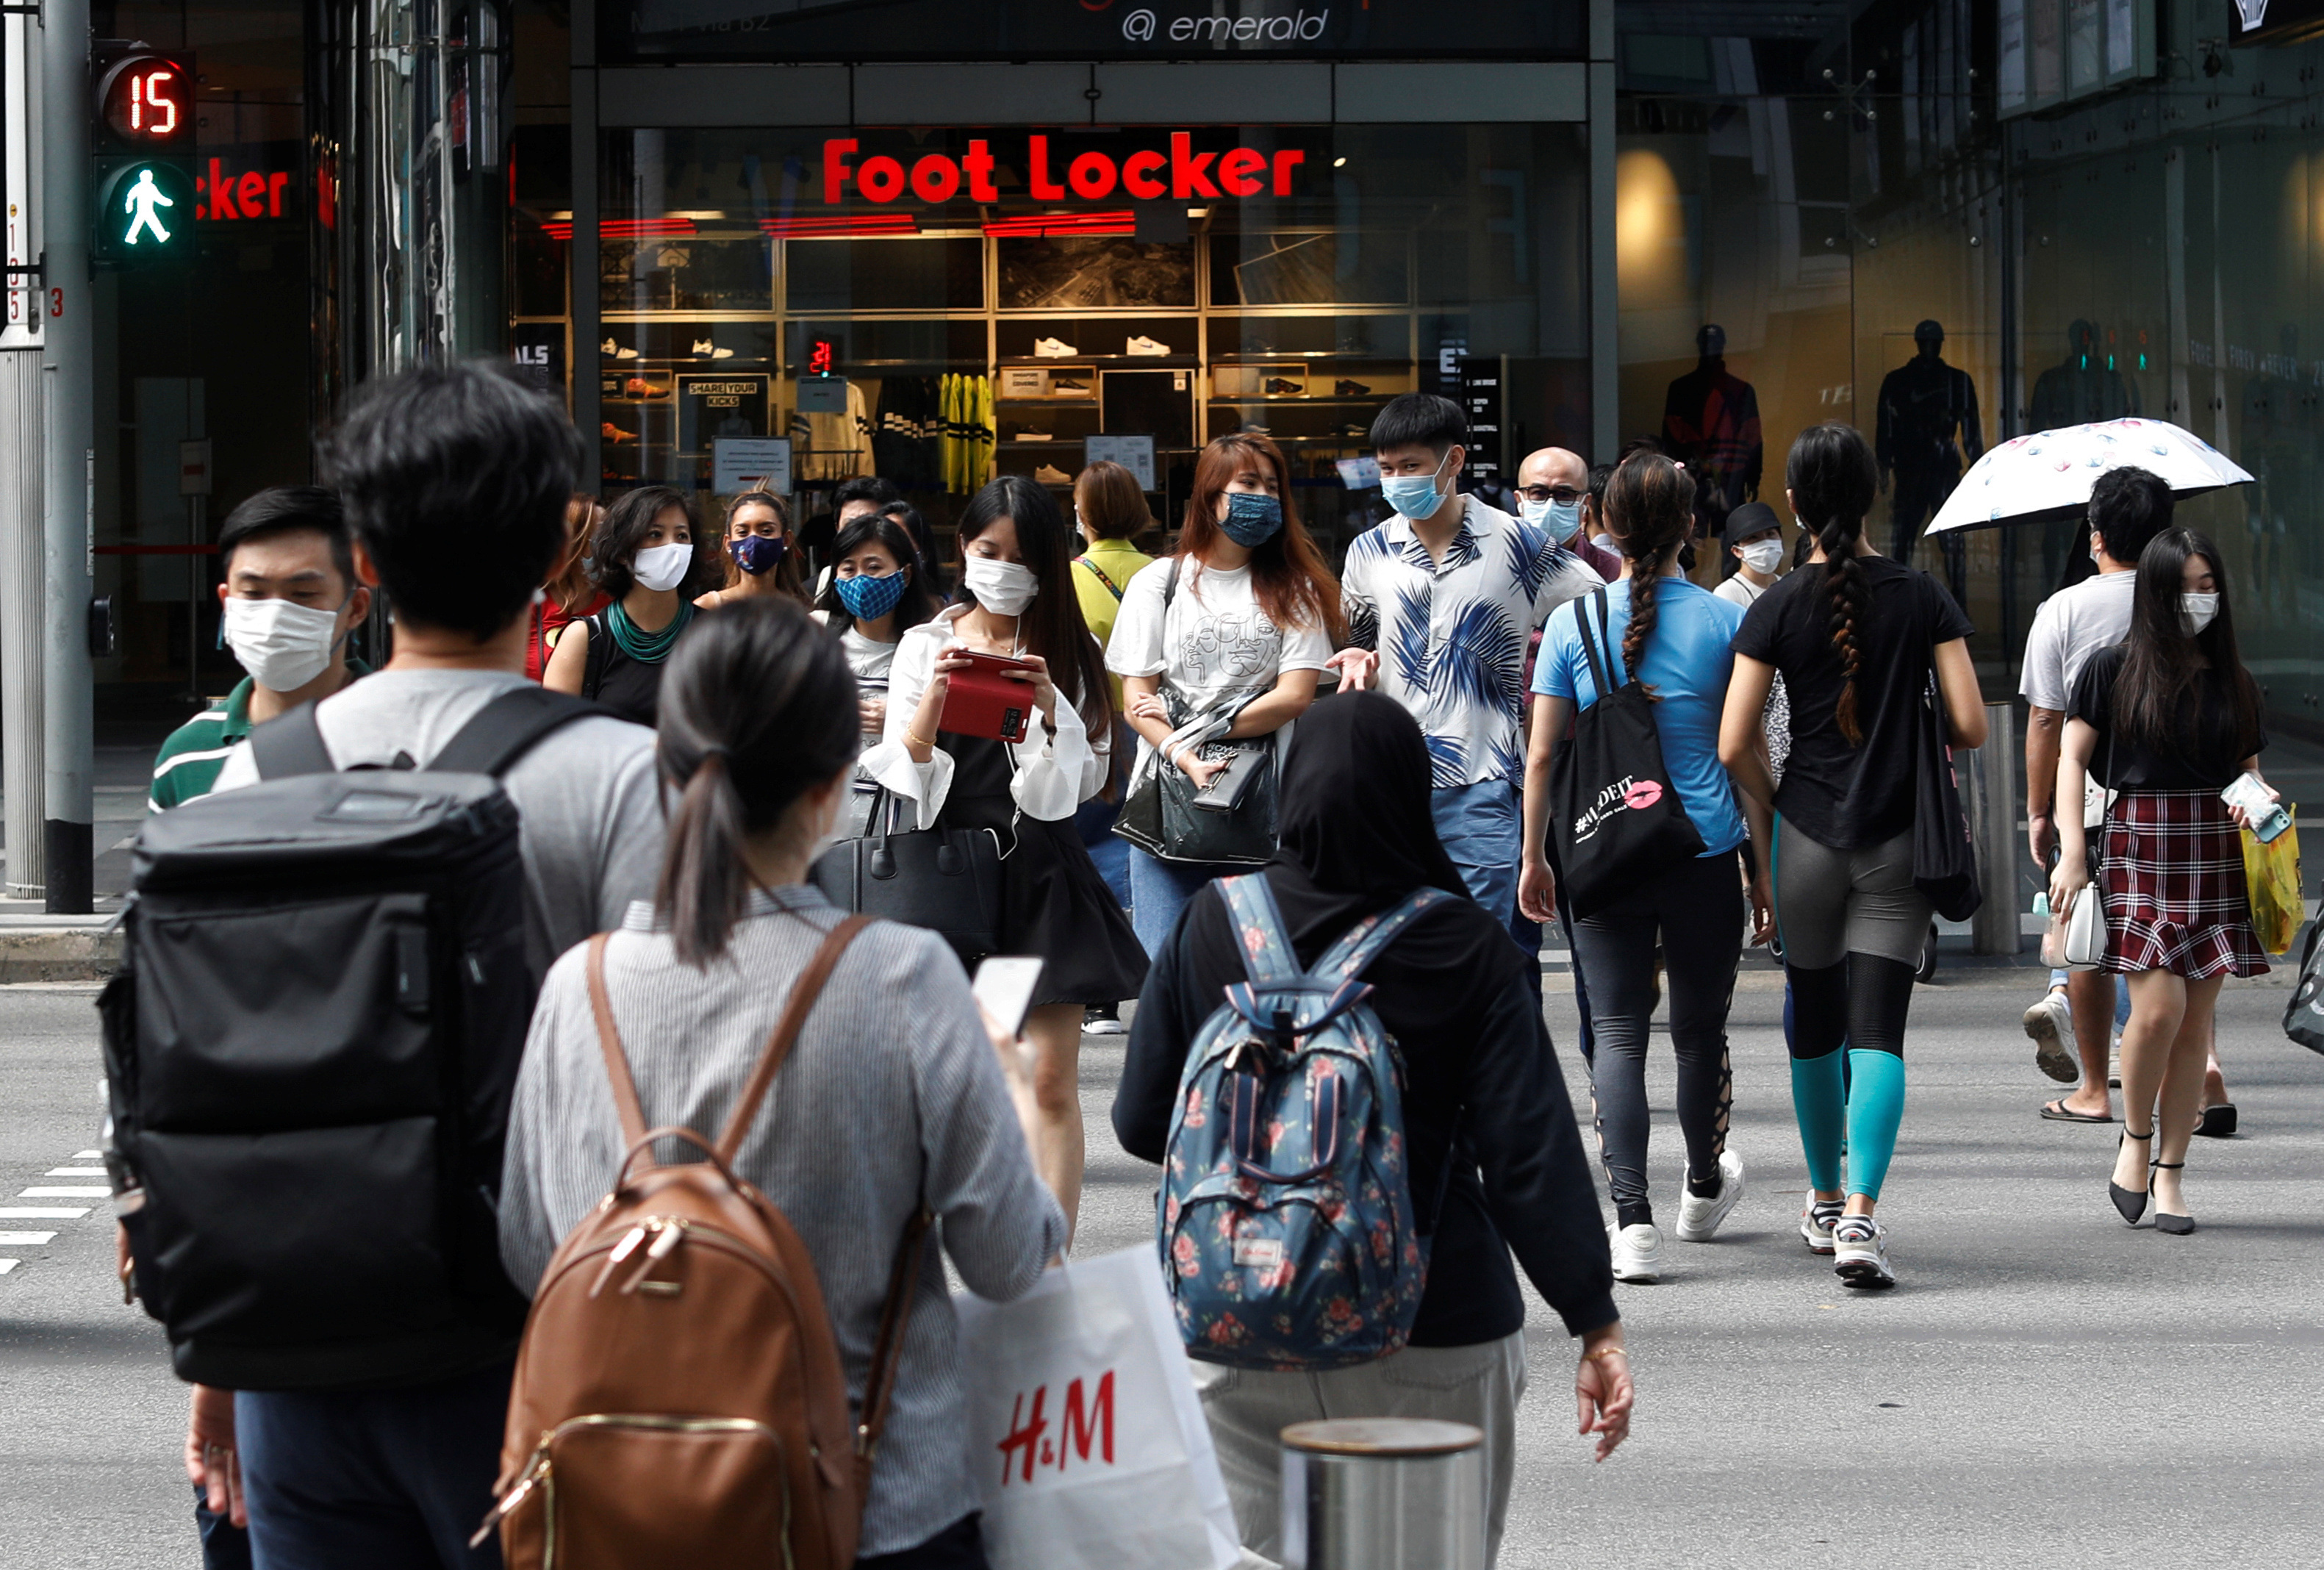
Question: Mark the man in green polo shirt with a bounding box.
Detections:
[148,487,373,810]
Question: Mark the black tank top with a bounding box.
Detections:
[580,613,670,727]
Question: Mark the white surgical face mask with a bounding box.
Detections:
[222,595,346,693]
[1521,495,1585,544]
[631,541,695,593]
[963,556,1040,617]
[1739,539,1785,576]
[2179,591,2220,634]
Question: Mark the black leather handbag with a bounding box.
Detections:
[1910,667,1983,922]
[811,789,1005,963]
[1111,692,1279,866]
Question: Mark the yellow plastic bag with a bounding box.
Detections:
[2241,813,2302,956]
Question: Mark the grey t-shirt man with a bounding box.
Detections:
[213,669,664,978]
[2019,570,2136,828]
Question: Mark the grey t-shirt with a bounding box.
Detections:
[213,668,664,979]
[2018,569,2136,712]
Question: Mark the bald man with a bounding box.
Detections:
[1516,447,1621,582]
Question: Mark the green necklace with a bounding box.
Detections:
[608,598,693,664]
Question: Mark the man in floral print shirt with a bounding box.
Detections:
[1328,395,1602,927]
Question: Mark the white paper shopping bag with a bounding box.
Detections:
[953,1246,1241,1570]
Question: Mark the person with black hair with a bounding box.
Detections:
[198,360,664,1564]
[542,484,707,725]
[149,487,374,811]
[803,474,907,569]
[865,474,1146,1237]
[2051,528,2276,1236]
[814,509,939,833]
[697,489,811,610]
[2021,466,2176,1122]
[1718,423,1986,1289]
[501,598,1064,1569]
[1518,454,1757,1284]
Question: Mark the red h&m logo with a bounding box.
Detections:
[996,1372,1116,1485]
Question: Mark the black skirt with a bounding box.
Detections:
[937,734,1149,1007]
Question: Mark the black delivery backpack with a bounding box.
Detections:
[100,685,598,1391]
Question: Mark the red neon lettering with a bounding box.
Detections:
[822,137,858,202]
[237,171,268,216]
[1060,1372,1115,1469]
[997,1386,1049,1486]
[909,154,960,204]
[1068,151,1117,201]
[858,155,905,202]
[1272,148,1305,196]
[209,159,240,220]
[1027,135,1066,200]
[268,171,290,217]
[1122,150,1166,200]
[1218,147,1266,197]
[1170,133,1218,199]
[964,139,1000,202]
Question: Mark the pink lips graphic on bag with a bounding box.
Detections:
[1571,774,1663,843]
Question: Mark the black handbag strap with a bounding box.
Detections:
[1573,587,1624,701]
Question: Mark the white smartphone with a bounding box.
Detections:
[972,956,1045,1040]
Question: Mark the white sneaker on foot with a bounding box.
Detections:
[1674,1150,1746,1242]
[1799,1199,1843,1255]
[1831,1215,1896,1289]
[2023,987,2079,1083]
[1608,1222,1662,1283]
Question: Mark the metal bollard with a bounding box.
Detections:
[1279,1419,1485,1570]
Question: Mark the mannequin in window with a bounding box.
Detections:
[2029,319,2139,585]
[2241,323,2302,614]
[1876,319,1984,601]
[1660,324,1760,569]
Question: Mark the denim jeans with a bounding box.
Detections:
[1128,845,1241,957]
[1427,781,1521,925]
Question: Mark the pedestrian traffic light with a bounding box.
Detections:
[90,46,198,269]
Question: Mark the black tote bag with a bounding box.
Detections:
[1910,669,1983,922]
[1546,589,1707,920]
[810,788,1005,962]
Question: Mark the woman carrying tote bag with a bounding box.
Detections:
[1105,432,1341,956]
[1518,454,1758,1286]
[863,476,1147,1241]
[2049,527,2276,1236]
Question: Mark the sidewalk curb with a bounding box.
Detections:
[0,928,122,984]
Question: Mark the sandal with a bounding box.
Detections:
[2041,1098,2113,1124]
[2194,1104,2237,1139]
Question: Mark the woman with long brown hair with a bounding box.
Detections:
[697,489,811,609]
[2050,527,2276,1235]
[1105,431,1341,954]
[526,492,607,681]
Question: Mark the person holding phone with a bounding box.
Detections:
[2049,527,2275,1236]
[501,598,1065,1569]
[863,475,1146,1239]
[1106,431,1342,954]
[542,484,706,726]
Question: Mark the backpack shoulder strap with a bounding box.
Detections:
[1314,886,1457,983]
[1218,873,1301,988]
[248,703,334,779]
[714,913,872,1161]
[427,685,603,777]
[583,933,650,1150]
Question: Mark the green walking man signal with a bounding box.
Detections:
[90,46,198,268]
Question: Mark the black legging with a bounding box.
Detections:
[1569,851,1743,1230]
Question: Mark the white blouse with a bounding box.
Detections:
[860,604,1108,828]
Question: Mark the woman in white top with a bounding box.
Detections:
[814,508,940,837]
[862,475,1147,1239]
[1105,431,1341,955]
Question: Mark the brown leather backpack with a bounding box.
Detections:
[476,917,930,1569]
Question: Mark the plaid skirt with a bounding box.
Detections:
[2098,788,2269,979]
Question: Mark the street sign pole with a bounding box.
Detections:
[40,0,93,911]
[1,4,46,897]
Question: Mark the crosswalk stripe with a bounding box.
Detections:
[0,1207,92,1219]
[44,1167,105,1178]
[0,1232,58,1246]
[73,1150,101,1160]
[20,1186,111,1197]
[0,1261,18,1275]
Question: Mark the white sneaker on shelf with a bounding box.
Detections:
[1799,1199,1843,1255]
[1033,337,1077,358]
[690,338,735,359]
[1674,1150,1746,1243]
[2024,987,2079,1083]
[1125,334,1172,356]
[1831,1215,1896,1289]
[1608,1223,1662,1283]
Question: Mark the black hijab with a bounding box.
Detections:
[1268,692,1468,944]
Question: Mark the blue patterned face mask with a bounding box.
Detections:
[1220,490,1284,547]
[730,533,788,575]
[835,567,908,620]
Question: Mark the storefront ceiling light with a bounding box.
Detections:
[981,209,1137,237]
[538,217,698,240]
[1333,157,1347,167]
[758,214,920,237]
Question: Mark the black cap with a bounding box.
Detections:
[1722,502,1781,548]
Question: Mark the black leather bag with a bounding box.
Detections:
[1910,668,1983,922]
[1111,694,1278,867]
[1546,589,1707,920]
[811,789,1005,963]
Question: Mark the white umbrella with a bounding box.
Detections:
[1924,417,2254,536]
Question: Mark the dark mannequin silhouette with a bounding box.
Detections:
[2242,323,2303,611]
[2028,320,2139,587]
[1876,320,1982,601]
[1662,324,1761,567]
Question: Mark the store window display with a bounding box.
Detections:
[1875,319,1982,599]
[1660,324,1762,561]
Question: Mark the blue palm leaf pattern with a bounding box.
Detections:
[1432,600,1526,721]
[1507,520,1552,598]
[1389,581,1433,695]
[1483,733,1526,792]
[1424,733,1470,789]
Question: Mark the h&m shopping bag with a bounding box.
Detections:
[953,1247,1241,1570]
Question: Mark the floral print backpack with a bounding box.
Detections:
[1158,874,1450,1369]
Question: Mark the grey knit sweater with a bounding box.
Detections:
[498,885,1066,1557]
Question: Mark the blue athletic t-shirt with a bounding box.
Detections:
[1532,577,1747,856]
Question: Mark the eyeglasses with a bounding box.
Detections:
[1516,486,1585,505]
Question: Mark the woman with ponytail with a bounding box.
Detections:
[501,598,1065,1569]
[1718,423,1987,1290]
[1518,454,1758,1285]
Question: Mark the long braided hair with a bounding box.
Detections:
[1785,424,1879,745]
[1600,454,1696,696]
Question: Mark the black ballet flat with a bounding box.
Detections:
[2153,1161,2193,1234]
[2109,1128,2153,1225]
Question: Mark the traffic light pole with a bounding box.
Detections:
[1,7,46,898]
[40,0,93,912]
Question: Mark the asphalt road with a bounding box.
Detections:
[4,963,2320,1568]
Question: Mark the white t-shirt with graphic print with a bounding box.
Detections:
[1105,555,1333,772]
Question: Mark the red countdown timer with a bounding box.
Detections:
[99,55,194,148]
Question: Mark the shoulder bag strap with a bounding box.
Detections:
[1571,587,1617,703]
[1075,554,1125,602]
[855,1203,935,1469]
[713,913,873,1161]
[1219,872,1302,987]
[428,685,603,776]
[1163,555,1181,610]
[1314,886,1456,982]
[583,933,651,1151]
[248,703,334,779]
[1593,588,1628,689]
[581,613,609,703]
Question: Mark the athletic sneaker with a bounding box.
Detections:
[1608,1223,1662,1284]
[1674,1150,1747,1242]
[1832,1216,1896,1289]
[2023,987,2079,1083]
[1799,1199,1844,1255]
